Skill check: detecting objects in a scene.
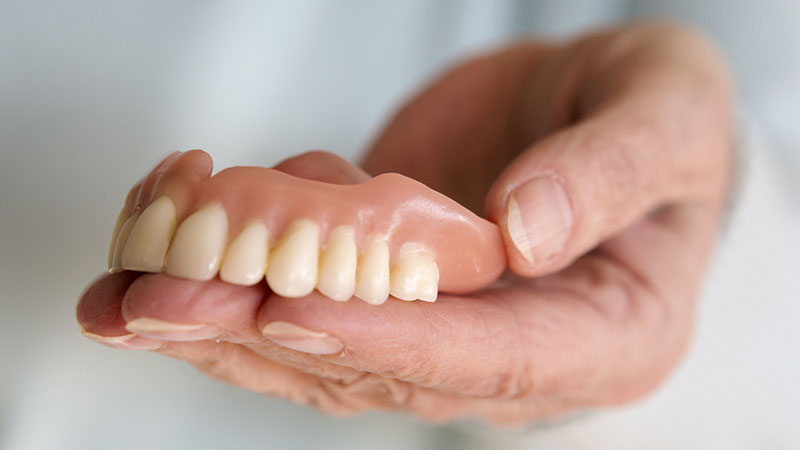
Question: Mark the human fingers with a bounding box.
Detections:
[76,271,162,350]
[485,23,734,276]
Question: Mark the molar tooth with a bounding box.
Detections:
[121,196,177,273]
[110,210,141,273]
[390,250,439,302]
[317,226,357,301]
[354,238,390,305]
[220,222,269,286]
[266,219,319,297]
[415,270,439,302]
[164,204,228,281]
[108,207,128,269]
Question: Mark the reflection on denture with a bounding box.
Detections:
[109,197,439,304]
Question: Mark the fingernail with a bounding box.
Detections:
[261,321,343,355]
[124,317,220,341]
[80,328,163,351]
[506,176,573,263]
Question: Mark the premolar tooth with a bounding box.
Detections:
[355,238,390,305]
[110,210,141,273]
[121,196,177,273]
[390,250,439,302]
[220,222,269,286]
[164,204,228,281]
[266,219,319,297]
[108,207,128,269]
[317,226,357,301]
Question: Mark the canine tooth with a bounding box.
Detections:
[317,226,357,301]
[390,250,439,302]
[121,196,177,273]
[266,219,319,297]
[164,204,228,281]
[220,222,269,286]
[108,207,127,269]
[354,239,390,305]
[110,210,141,272]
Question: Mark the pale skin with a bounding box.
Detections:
[77,23,734,426]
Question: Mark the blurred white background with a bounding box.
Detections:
[1,1,798,449]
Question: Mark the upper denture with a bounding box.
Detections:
[109,151,506,304]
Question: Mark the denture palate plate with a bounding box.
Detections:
[355,238,391,305]
[266,219,320,298]
[389,249,439,302]
[164,204,229,281]
[121,196,178,273]
[316,226,357,301]
[220,221,269,286]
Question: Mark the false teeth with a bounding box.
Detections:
[106,201,441,303]
[266,219,320,297]
[317,226,357,301]
[390,250,439,302]
[220,222,269,286]
[110,210,141,272]
[122,196,177,273]
[354,238,391,305]
[164,204,228,281]
[108,207,128,269]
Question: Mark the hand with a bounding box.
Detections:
[77,22,734,426]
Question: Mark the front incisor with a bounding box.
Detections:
[317,226,357,301]
[220,222,269,286]
[266,219,320,297]
[108,207,128,269]
[164,204,228,281]
[110,210,141,272]
[121,196,178,273]
[354,239,390,305]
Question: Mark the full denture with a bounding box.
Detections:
[107,151,506,305]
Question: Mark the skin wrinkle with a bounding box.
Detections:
[474,292,533,400]
[581,253,688,403]
[443,304,512,396]
[512,293,592,399]
[244,342,362,383]
[503,259,658,403]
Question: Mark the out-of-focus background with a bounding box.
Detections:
[1,1,798,449]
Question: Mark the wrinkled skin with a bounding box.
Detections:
[77,22,734,427]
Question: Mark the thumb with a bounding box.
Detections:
[484,24,732,277]
[485,103,726,277]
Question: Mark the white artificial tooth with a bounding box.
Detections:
[317,226,357,301]
[164,204,228,281]
[389,250,439,302]
[416,269,439,302]
[354,238,390,305]
[266,219,319,297]
[108,207,128,269]
[110,210,141,272]
[220,222,269,286]
[121,196,177,273]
